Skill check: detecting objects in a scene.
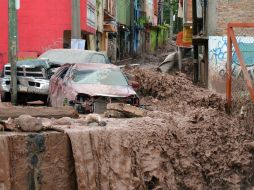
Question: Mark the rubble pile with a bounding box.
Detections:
[121,67,254,189]
[124,67,225,111]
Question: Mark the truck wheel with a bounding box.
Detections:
[1,92,11,102]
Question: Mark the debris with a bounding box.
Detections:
[157,51,178,73]
[107,103,146,118]
[104,110,126,118]
[244,141,254,151]
[240,106,247,119]
[26,100,45,106]
[0,106,79,120]
[15,115,43,132]
[41,118,54,128]
[84,114,107,126]
[0,118,18,131]
[53,117,73,125]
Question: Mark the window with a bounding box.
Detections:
[87,2,96,28]
[90,54,106,63]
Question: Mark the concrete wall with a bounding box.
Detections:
[0,132,77,190]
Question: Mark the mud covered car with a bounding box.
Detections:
[0,49,110,102]
[48,63,139,113]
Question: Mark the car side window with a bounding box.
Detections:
[90,54,106,63]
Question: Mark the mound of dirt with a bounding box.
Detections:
[124,67,225,112]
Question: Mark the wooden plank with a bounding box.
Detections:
[107,103,146,118]
[0,106,78,120]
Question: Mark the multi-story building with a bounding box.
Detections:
[0,0,96,69]
[116,0,131,60]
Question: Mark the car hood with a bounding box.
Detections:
[71,83,137,97]
[5,59,62,69]
[5,59,49,69]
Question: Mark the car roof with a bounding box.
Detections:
[71,63,118,70]
[42,49,106,55]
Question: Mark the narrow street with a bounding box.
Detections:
[1,41,254,189]
[1,0,254,189]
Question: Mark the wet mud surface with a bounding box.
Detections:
[66,60,254,189]
[1,42,254,189]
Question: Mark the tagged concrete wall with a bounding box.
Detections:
[209,36,254,93]
[207,0,254,93]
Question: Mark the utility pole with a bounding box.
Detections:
[8,0,18,105]
[169,0,174,40]
[72,0,81,39]
[192,0,199,84]
[130,0,135,57]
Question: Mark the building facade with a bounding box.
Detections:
[0,0,96,69]
[116,0,131,61]
[0,0,169,68]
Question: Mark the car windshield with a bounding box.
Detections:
[72,69,128,86]
[39,50,107,64]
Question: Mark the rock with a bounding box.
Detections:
[85,114,101,123]
[4,118,19,131]
[99,121,107,126]
[53,117,73,125]
[244,141,254,151]
[15,115,43,132]
[41,118,53,128]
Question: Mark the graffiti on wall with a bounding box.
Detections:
[209,36,254,81]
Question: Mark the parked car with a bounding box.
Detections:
[0,49,111,102]
[48,63,140,113]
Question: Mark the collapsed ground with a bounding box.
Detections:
[2,41,254,189]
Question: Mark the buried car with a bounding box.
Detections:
[0,49,110,102]
[48,63,139,113]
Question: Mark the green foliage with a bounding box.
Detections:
[137,16,149,27]
[163,0,179,24]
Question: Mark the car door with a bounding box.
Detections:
[49,65,70,106]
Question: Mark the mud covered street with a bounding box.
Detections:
[114,44,254,189]
[1,42,254,190]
